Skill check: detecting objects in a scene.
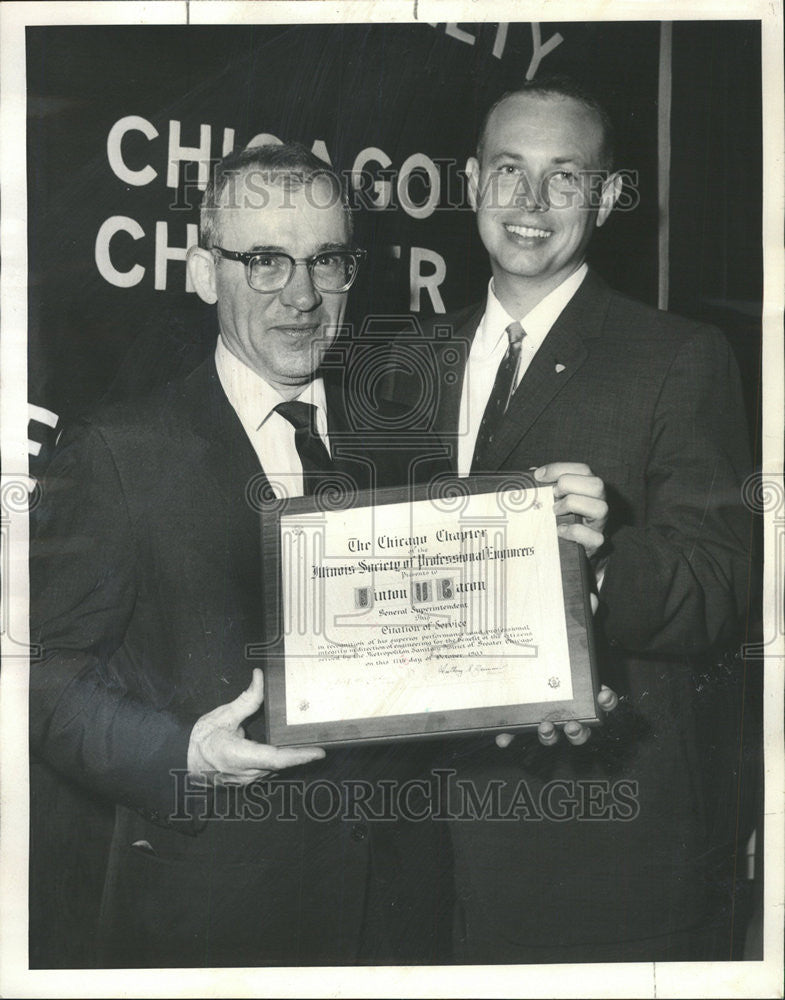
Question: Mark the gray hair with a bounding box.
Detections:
[199,141,353,248]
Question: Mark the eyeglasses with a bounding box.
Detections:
[211,247,367,293]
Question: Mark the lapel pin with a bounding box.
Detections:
[555,363,567,373]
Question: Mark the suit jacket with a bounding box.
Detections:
[29,354,452,968]
[378,269,757,960]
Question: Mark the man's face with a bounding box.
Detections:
[467,93,618,301]
[208,175,350,392]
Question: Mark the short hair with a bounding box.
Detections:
[476,74,616,171]
[199,141,353,248]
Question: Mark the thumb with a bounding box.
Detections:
[223,668,265,727]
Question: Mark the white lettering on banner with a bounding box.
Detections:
[95,216,145,288]
[429,22,511,61]
[107,118,239,186]
[311,139,332,164]
[107,115,159,186]
[351,147,393,209]
[410,247,446,313]
[526,23,564,79]
[166,121,211,190]
[155,222,198,291]
[245,133,283,150]
[445,24,476,45]
[222,128,235,157]
[98,121,472,303]
[397,153,441,221]
[27,404,59,458]
[492,22,509,60]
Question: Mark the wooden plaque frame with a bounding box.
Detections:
[257,476,600,746]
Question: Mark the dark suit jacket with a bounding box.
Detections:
[29,355,452,968]
[378,270,757,961]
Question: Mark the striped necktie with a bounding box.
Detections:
[470,321,525,474]
[274,400,333,496]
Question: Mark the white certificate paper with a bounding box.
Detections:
[281,488,573,725]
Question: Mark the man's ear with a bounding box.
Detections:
[187,246,218,304]
[596,171,623,229]
[466,157,481,212]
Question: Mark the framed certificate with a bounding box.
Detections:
[257,476,600,746]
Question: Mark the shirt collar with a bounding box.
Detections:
[477,263,589,354]
[214,336,328,432]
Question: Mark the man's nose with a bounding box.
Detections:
[514,175,549,212]
[280,261,322,312]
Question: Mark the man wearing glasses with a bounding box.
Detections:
[29,143,450,968]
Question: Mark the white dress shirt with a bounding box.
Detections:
[457,263,588,477]
[215,337,330,500]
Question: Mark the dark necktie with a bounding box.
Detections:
[274,400,333,497]
[470,321,526,474]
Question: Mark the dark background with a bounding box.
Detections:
[27,22,665,442]
[26,21,763,967]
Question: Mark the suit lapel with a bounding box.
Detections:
[185,358,372,496]
[324,376,375,492]
[436,304,484,472]
[484,270,611,470]
[180,355,269,505]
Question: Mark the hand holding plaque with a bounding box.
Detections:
[536,460,608,560]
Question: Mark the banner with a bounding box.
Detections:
[26,21,664,472]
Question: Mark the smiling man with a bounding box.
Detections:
[29,143,450,968]
[379,75,754,962]
[468,85,618,314]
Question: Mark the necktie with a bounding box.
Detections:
[470,321,525,474]
[274,400,333,497]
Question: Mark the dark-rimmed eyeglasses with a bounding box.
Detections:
[211,247,367,293]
